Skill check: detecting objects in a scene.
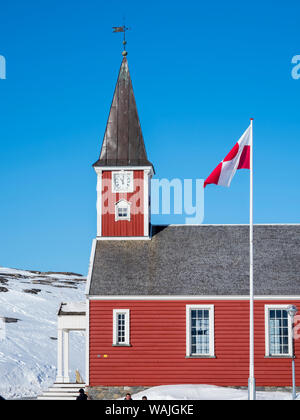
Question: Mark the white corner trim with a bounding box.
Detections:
[143,169,151,237]
[96,172,102,237]
[85,299,90,386]
[85,239,97,296]
[186,304,214,357]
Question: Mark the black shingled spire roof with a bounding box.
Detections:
[93,57,154,170]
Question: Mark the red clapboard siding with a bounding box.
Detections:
[102,170,144,237]
[88,299,300,387]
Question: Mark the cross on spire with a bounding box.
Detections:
[112,25,130,56]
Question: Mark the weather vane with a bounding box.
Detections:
[112,25,131,56]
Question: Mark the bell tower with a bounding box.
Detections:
[93,55,154,239]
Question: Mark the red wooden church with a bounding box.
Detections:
[84,52,300,399]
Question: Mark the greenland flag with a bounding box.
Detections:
[204,125,251,188]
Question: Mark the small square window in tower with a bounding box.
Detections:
[115,199,131,222]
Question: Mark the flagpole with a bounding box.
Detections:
[248,118,256,400]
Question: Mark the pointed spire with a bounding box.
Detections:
[93,57,154,170]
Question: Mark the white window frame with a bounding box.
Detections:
[112,171,134,193]
[186,304,215,357]
[115,199,131,222]
[113,309,130,346]
[265,304,293,357]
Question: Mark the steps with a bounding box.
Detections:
[37,383,86,400]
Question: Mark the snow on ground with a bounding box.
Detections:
[0,267,86,400]
[132,384,298,401]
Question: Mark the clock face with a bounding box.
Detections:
[112,171,133,193]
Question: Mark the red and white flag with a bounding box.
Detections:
[204,124,251,188]
[204,120,256,398]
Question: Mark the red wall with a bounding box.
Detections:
[101,170,144,237]
[89,299,300,387]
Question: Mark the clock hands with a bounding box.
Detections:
[113,172,133,192]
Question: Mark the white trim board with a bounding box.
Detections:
[87,295,300,301]
[85,239,97,296]
[96,236,151,241]
[143,168,151,237]
[96,172,102,237]
[94,166,154,177]
[85,298,90,386]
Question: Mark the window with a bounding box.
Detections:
[186,305,214,357]
[115,200,131,221]
[117,207,128,219]
[113,309,130,346]
[265,305,293,357]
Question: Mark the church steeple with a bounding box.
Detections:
[93,57,154,171]
[94,55,154,239]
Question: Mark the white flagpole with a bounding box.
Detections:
[248,118,256,400]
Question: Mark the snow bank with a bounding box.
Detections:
[131,384,296,401]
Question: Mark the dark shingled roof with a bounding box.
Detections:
[93,57,154,170]
[88,225,300,296]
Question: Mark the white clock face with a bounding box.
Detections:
[112,171,133,193]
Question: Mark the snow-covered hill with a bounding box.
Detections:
[0,266,86,400]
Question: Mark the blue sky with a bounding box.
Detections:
[0,0,299,274]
